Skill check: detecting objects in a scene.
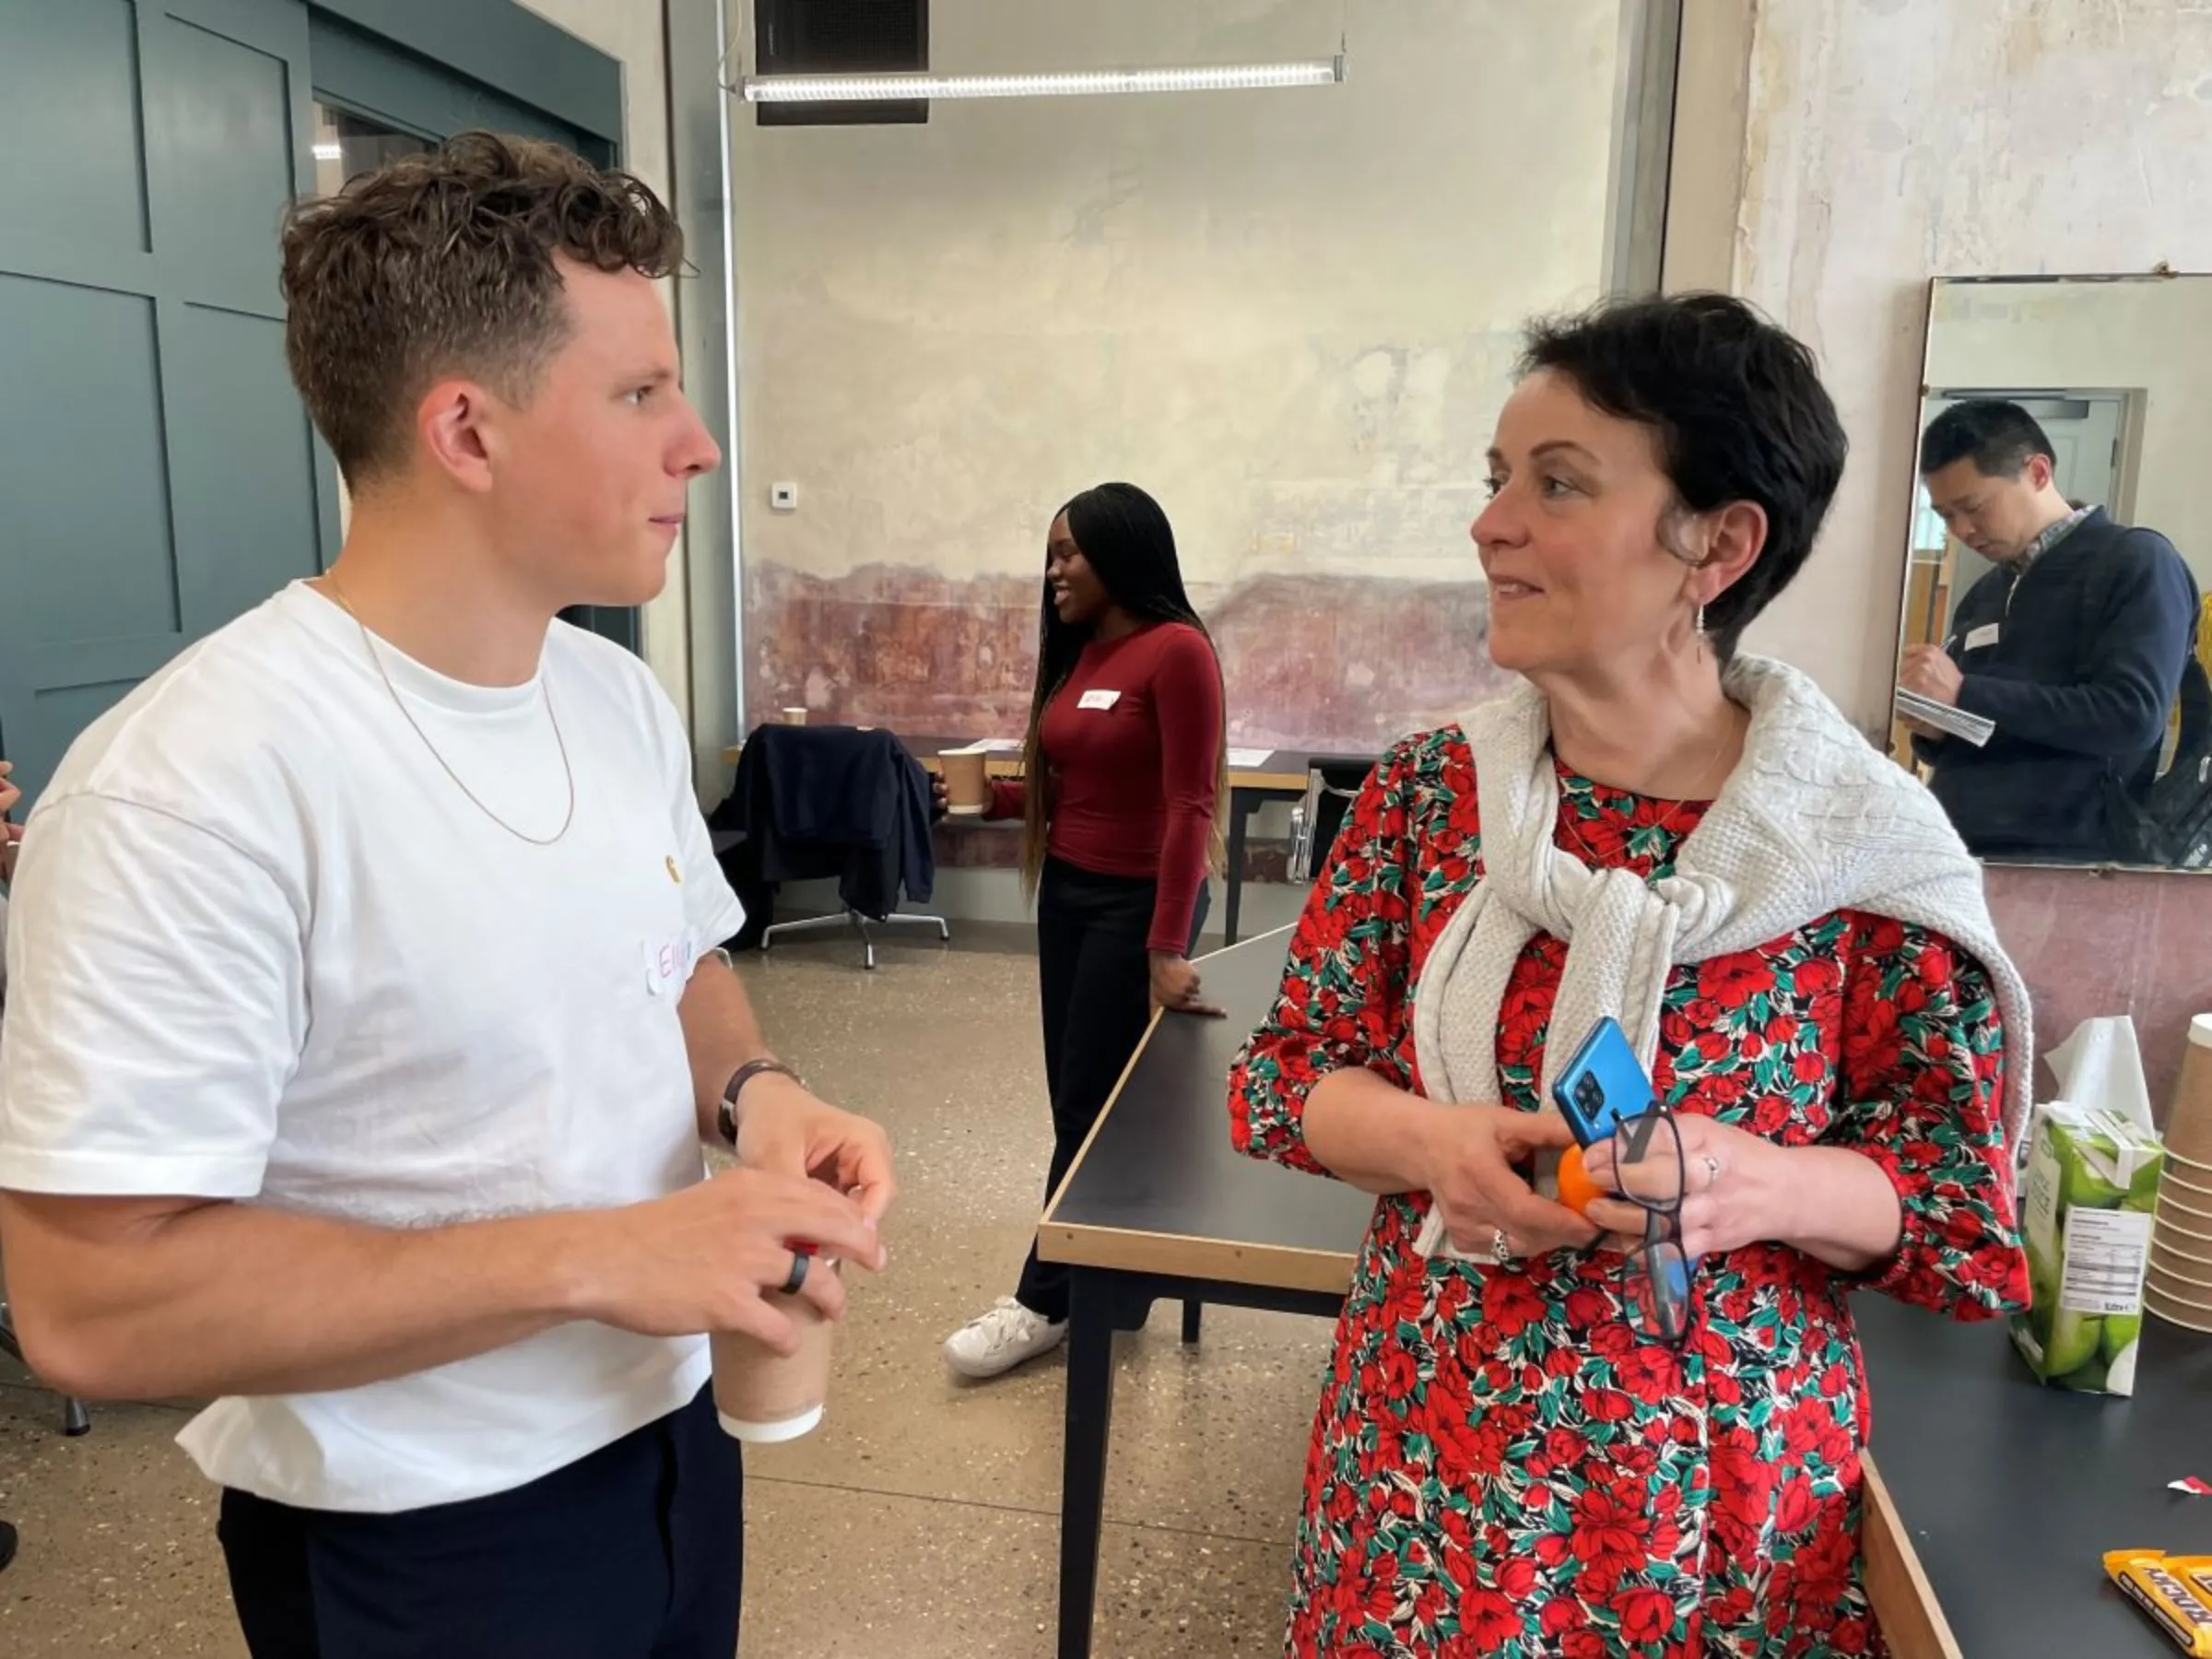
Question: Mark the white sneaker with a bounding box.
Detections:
[943,1297,1067,1379]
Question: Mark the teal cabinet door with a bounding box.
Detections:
[0,0,328,805]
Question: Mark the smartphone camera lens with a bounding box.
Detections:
[1575,1075,1603,1113]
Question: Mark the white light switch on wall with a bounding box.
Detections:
[770,482,799,512]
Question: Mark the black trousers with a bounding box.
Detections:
[1014,857,1207,1323]
[218,1383,744,1659]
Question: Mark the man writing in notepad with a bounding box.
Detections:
[1903,398,2198,864]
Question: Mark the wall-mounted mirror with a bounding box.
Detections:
[1891,275,2212,871]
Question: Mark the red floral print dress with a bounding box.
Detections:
[1229,728,2030,1658]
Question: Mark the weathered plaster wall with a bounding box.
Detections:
[730,0,1622,747]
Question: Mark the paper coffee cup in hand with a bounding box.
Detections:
[713,1256,840,1443]
[938,744,991,817]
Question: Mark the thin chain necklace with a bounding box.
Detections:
[1559,730,1732,870]
[319,574,577,847]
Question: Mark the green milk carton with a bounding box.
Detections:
[2011,1103,2165,1394]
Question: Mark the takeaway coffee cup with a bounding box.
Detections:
[712,1258,838,1443]
[939,747,990,817]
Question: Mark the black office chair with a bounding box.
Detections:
[0,1297,90,1436]
[721,724,949,970]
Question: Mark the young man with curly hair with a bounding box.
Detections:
[0,134,891,1658]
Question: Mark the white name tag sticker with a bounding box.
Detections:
[1963,622,2002,653]
[642,936,688,997]
[1077,688,1121,711]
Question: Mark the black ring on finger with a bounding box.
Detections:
[780,1251,810,1296]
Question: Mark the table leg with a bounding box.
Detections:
[1057,1270,1120,1659]
[1224,788,1254,947]
[1181,1300,1203,1345]
[1049,1272,1343,1659]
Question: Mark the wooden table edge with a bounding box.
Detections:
[718,742,1312,794]
[1036,1220,1359,1298]
[1232,769,1311,794]
[1860,1453,1962,1659]
[718,742,1023,778]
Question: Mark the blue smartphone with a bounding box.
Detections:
[1551,1017,1654,1148]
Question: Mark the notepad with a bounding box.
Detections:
[1893,688,1994,747]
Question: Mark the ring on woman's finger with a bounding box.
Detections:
[1701,1153,1723,1190]
[1489,1228,1515,1266]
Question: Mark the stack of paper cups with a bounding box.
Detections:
[2147,1015,2212,1333]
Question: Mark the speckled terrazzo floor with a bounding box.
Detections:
[0,919,1330,1657]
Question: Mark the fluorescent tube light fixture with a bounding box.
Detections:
[740,55,1346,105]
[312,141,343,161]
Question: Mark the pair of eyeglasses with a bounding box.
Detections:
[1609,1106,1696,1347]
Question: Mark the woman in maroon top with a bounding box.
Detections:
[943,482,1228,1380]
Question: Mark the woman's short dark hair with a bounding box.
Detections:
[1518,292,1848,658]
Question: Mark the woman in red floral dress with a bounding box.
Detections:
[1230,296,2033,1657]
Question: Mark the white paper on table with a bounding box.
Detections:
[1226,747,1274,769]
[982,738,1022,753]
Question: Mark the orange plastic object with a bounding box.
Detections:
[1557,1145,1604,1218]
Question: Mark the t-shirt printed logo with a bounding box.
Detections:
[1077,688,1121,712]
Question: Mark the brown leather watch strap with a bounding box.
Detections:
[717,1057,801,1145]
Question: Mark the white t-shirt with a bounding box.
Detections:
[0,582,744,1512]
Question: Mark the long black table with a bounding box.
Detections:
[1853,1290,2212,1656]
[1036,927,2212,1659]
